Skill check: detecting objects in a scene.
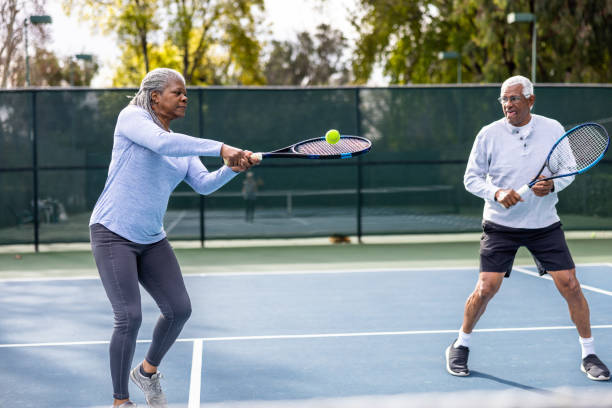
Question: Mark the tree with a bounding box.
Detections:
[0,0,49,87]
[63,0,160,79]
[5,47,99,87]
[351,0,612,84]
[116,0,160,75]
[164,0,265,85]
[263,23,351,85]
[65,0,266,86]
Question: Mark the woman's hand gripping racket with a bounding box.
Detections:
[225,135,372,165]
[504,122,609,207]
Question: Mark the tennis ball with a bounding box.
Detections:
[325,129,341,144]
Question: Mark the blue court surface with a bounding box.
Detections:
[2,264,612,407]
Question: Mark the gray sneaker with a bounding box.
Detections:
[581,354,610,381]
[112,402,137,408]
[129,366,168,408]
[445,339,470,376]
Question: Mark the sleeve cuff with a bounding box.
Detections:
[487,185,499,202]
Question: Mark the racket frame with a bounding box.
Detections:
[516,122,609,196]
[257,135,371,160]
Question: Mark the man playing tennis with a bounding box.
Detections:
[446,75,609,381]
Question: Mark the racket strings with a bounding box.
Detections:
[295,137,371,155]
[548,126,609,173]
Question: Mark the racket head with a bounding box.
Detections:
[290,135,372,159]
[262,135,372,159]
[546,122,609,176]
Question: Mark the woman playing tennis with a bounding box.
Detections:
[89,68,258,407]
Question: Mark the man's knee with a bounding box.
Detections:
[476,285,498,300]
[553,270,582,297]
[476,273,503,300]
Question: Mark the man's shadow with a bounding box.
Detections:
[469,370,551,394]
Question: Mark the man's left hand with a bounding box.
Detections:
[531,176,554,197]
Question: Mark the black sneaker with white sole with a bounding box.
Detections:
[445,339,470,376]
[581,354,610,381]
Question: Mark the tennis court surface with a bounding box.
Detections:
[1,238,612,407]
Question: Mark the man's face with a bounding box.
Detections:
[500,84,534,127]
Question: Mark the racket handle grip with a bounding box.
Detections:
[223,152,263,166]
[516,184,530,196]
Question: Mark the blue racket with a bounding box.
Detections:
[516,122,609,196]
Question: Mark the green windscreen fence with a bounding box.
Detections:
[1,85,611,246]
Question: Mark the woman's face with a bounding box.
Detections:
[152,79,188,121]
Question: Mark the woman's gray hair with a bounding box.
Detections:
[130,68,186,129]
[501,75,534,98]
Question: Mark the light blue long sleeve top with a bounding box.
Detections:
[464,114,574,229]
[90,105,238,243]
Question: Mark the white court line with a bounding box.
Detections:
[514,266,612,297]
[196,265,477,278]
[0,265,476,282]
[2,263,612,282]
[0,275,100,282]
[165,210,187,234]
[194,262,612,278]
[188,339,203,408]
[4,324,612,349]
[290,217,309,226]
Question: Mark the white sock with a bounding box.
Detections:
[580,336,595,359]
[454,330,471,348]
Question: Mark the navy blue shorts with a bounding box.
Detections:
[480,220,575,277]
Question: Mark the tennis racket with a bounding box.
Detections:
[226,135,371,164]
[516,122,609,196]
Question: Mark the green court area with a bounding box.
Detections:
[2,236,611,280]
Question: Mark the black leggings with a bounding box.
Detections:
[90,223,192,400]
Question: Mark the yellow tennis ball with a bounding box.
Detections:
[325,129,340,144]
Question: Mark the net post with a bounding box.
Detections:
[198,87,205,248]
[286,192,292,215]
[199,196,205,248]
[31,90,39,252]
[355,87,363,244]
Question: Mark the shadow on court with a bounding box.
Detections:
[469,370,550,393]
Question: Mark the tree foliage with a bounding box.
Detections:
[0,0,48,87]
[64,0,266,86]
[163,0,265,85]
[351,0,612,84]
[19,48,99,86]
[264,23,351,85]
[0,0,98,87]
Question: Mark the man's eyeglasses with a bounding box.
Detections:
[497,95,524,104]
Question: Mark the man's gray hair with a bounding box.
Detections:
[501,75,534,97]
[130,68,186,129]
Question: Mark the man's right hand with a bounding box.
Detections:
[495,189,524,208]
